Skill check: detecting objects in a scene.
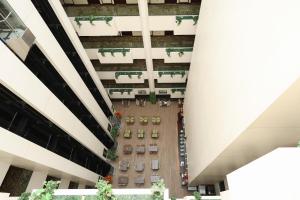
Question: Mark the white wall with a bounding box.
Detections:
[0,42,106,160]
[0,128,99,184]
[184,0,300,184]
[49,0,113,114]
[7,0,112,137]
[69,15,197,36]
[226,148,300,200]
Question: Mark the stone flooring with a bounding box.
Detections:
[110,101,191,198]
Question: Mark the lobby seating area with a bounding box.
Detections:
[111,101,190,198]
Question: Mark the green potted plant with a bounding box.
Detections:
[95,179,116,200]
[151,179,165,200]
[18,192,31,200]
[193,191,201,200]
[29,180,60,200]
[106,149,118,161]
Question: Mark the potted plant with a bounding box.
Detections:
[151,179,165,200]
[18,192,31,200]
[104,175,113,184]
[106,149,118,161]
[95,179,116,200]
[29,180,60,200]
[193,191,201,200]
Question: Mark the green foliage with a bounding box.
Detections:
[95,180,116,200]
[19,192,31,200]
[149,92,157,104]
[106,149,118,161]
[29,180,60,200]
[170,196,176,200]
[193,192,201,200]
[110,127,119,140]
[151,179,165,200]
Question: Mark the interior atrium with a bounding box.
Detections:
[0,0,300,200]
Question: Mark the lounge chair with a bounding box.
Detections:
[123,144,133,154]
[136,145,146,154]
[135,162,145,172]
[151,160,159,170]
[118,175,129,186]
[134,176,145,185]
[139,116,148,125]
[152,116,161,125]
[151,129,159,139]
[123,129,132,138]
[137,129,145,139]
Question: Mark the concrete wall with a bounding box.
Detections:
[184,0,300,184]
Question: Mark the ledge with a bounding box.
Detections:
[81,35,194,48]
[153,60,190,71]
[155,82,187,88]
[92,59,147,71]
[81,36,143,48]
[101,80,149,88]
[64,4,200,17]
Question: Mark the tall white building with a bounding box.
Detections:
[1,0,300,199]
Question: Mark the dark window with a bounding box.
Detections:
[165,31,174,36]
[121,31,133,36]
[88,0,100,4]
[114,0,126,4]
[68,181,79,189]
[219,181,226,192]
[0,166,32,196]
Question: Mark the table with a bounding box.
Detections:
[150,175,161,183]
[135,162,145,172]
[118,176,129,186]
[151,159,159,170]
[134,176,145,185]
[149,144,158,153]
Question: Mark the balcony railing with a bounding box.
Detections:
[115,71,143,79]
[64,4,200,17]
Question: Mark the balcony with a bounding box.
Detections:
[92,59,147,71]
[64,4,200,17]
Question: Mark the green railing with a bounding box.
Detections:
[176,15,199,25]
[171,88,186,95]
[74,16,113,26]
[165,47,193,57]
[115,71,143,79]
[98,48,130,57]
[158,71,186,78]
[109,88,133,95]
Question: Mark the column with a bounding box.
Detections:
[26,171,48,192]
[0,161,11,186]
[59,178,71,189]
[138,0,155,92]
